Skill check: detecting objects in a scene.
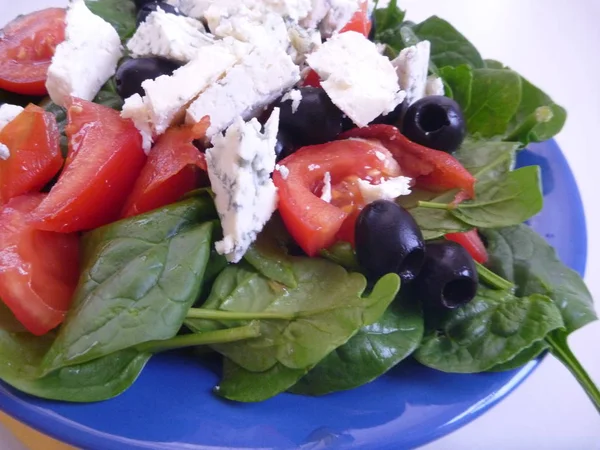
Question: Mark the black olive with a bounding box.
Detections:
[274,129,298,161]
[136,1,184,26]
[115,57,182,100]
[355,200,426,282]
[402,96,466,153]
[370,100,408,126]
[276,87,344,149]
[367,11,376,41]
[134,0,155,9]
[413,241,478,310]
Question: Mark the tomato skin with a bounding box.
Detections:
[274,138,399,256]
[122,118,209,218]
[340,0,372,36]
[0,104,63,203]
[340,125,476,197]
[445,230,488,264]
[302,69,322,88]
[0,194,80,335]
[0,8,66,95]
[31,97,146,232]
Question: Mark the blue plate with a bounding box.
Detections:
[0,140,587,450]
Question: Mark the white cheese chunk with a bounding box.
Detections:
[46,0,122,107]
[177,0,311,21]
[392,41,431,106]
[186,43,300,137]
[320,171,332,203]
[205,4,289,49]
[318,0,360,37]
[358,176,412,204]
[275,163,289,179]
[307,31,405,127]
[426,75,445,96]
[287,23,322,65]
[281,89,303,113]
[122,40,249,150]
[0,104,24,132]
[127,8,213,63]
[207,108,280,263]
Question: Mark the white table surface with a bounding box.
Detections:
[1,0,599,449]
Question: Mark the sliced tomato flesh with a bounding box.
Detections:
[122,118,210,218]
[31,97,146,233]
[0,8,66,95]
[0,104,63,203]
[274,138,401,256]
[340,125,476,197]
[445,230,489,264]
[0,194,80,335]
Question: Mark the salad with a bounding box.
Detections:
[0,0,598,412]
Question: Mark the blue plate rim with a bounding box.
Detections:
[0,139,588,450]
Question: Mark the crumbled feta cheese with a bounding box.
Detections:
[307,31,405,127]
[46,0,122,107]
[318,0,360,37]
[358,176,412,203]
[392,41,431,106]
[308,164,320,171]
[286,22,322,65]
[178,0,311,21]
[320,171,332,203]
[0,104,24,132]
[281,89,303,113]
[122,40,249,150]
[0,144,9,160]
[426,75,445,97]
[186,43,300,137]
[275,163,290,179]
[207,108,280,263]
[206,4,290,49]
[127,8,213,63]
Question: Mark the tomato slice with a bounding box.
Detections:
[445,230,488,264]
[340,0,372,36]
[0,104,63,203]
[273,138,400,256]
[0,194,79,335]
[0,8,66,95]
[31,97,146,232]
[122,118,209,218]
[341,125,476,197]
[302,69,322,88]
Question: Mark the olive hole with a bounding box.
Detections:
[418,104,450,133]
[398,248,426,282]
[442,277,477,309]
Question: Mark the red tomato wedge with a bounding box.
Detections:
[273,138,401,256]
[0,8,66,95]
[340,0,372,36]
[122,118,210,218]
[31,98,146,232]
[0,104,63,203]
[302,69,322,88]
[445,230,489,264]
[341,125,476,197]
[0,194,80,335]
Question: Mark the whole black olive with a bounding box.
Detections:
[276,87,345,148]
[274,129,298,161]
[402,96,466,153]
[355,200,426,282]
[370,100,408,126]
[413,241,478,310]
[115,57,182,100]
[134,0,155,9]
[137,1,184,26]
[368,11,376,41]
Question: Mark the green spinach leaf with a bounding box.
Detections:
[439,65,473,111]
[373,0,406,52]
[188,264,400,373]
[93,77,123,110]
[454,139,518,183]
[482,225,597,332]
[41,196,217,373]
[464,68,522,137]
[488,341,547,372]
[319,241,361,272]
[448,165,543,228]
[291,294,423,395]
[85,0,137,42]
[410,17,484,69]
[415,287,564,372]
